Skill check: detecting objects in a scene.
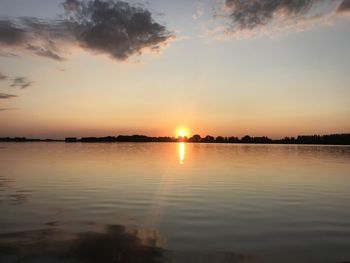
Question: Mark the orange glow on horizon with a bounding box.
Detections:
[176,127,190,138]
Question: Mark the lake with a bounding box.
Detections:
[0,142,350,263]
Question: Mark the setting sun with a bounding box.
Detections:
[176,128,189,138]
[1,1,350,262]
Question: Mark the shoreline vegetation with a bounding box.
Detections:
[0,133,349,145]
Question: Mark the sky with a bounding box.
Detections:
[0,0,350,139]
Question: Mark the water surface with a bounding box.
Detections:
[0,142,350,262]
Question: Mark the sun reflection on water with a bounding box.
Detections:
[179,142,185,164]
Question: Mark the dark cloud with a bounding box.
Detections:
[0,0,173,61]
[337,0,350,13]
[0,72,8,81]
[66,0,173,60]
[0,20,27,45]
[0,18,72,61]
[10,77,34,89]
[62,0,81,11]
[0,93,18,99]
[224,0,320,30]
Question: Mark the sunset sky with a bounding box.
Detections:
[1,0,350,139]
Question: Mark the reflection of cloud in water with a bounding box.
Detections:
[8,190,32,206]
[0,176,32,206]
[0,225,164,263]
[0,175,14,188]
[0,225,255,263]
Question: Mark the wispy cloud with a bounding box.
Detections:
[0,107,16,111]
[0,72,8,81]
[192,1,205,20]
[0,93,18,99]
[0,0,174,61]
[10,77,34,89]
[26,43,65,61]
[0,51,18,58]
[62,0,81,12]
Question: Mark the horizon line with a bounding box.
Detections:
[1,132,350,140]
[1,133,350,145]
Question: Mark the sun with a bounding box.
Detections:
[179,130,186,137]
[176,127,189,138]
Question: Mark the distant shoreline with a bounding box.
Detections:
[1,133,350,145]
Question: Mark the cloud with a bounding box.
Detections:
[0,0,174,61]
[0,51,18,57]
[26,43,65,61]
[0,93,18,99]
[62,0,81,11]
[0,72,8,81]
[212,0,350,37]
[0,108,16,111]
[223,0,322,30]
[0,72,33,89]
[0,20,27,45]
[337,0,350,14]
[192,1,205,20]
[10,77,34,89]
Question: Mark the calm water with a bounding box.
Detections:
[0,142,350,263]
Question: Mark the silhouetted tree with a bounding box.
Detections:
[188,134,201,142]
[241,135,252,143]
[202,135,215,143]
[227,136,239,143]
[215,136,225,143]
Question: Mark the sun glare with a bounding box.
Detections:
[179,142,185,164]
[176,128,189,138]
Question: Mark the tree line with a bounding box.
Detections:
[1,133,349,145]
[64,133,350,145]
